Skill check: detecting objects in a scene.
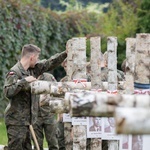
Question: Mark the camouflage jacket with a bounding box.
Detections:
[60,76,68,82]
[101,67,125,81]
[3,51,67,125]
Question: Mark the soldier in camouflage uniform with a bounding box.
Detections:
[86,63,125,82]
[33,73,59,150]
[103,51,125,81]
[87,52,125,83]
[57,59,67,150]
[121,59,126,73]
[3,44,67,150]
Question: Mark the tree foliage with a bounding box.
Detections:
[97,0,140,65]
[137,0,150,33]
[0,0,71,114]
[40,0,112,11]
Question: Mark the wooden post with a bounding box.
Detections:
[115,33,150,145]
[90,36,102,89]
[125,38,136,94]
[133,33,150,148]
[107,36,119,150]
[71,37,87,150]
[64,39,73,150]
[67,39,74,81]
[107,37,118,91]
[134,33,150,86]
[71,37,87,80]
[90,36,102,150]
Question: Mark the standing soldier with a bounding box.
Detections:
[33,72,59,150]
[57,58,67,150]
[3,44,67,150]
[103,51,125,81]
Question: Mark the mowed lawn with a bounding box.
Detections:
[0,118,48,148]
[0,118,7,145]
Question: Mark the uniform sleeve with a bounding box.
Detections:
[117,70,125,81]
[3,71,29,98]
[49,74,57,82]
[34,51,67,77]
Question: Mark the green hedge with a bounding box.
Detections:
[0,0,72,114]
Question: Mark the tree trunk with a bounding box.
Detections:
[134,33,150,85]
[69,92,150,117]
[90,36,102,89]
[31,81,125,95]
[107,37,117,91]
[66,39,74,81]
[125,38,136,94]
[90,36,102,150]
[49,99,69,113]
[71,37,87,150]
[64,39,73,150]
[107,36,119,150]
[115,107,150,134]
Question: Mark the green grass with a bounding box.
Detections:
[0,118,47,147]
[0,118,7,145]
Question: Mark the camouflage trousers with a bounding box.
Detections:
[6,125,32,150]
[57,121,66,150]
[33,117,59,150]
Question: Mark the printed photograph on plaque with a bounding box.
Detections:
[102,117,121,140]
[121,135,132,150]
[104,117,116,134]
[132,135,143,150]
[87,117,102,138]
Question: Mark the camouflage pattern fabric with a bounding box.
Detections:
[3,51,66,150]
[57,121,66,150]
[33,115,59,150]
[6,125,31,150]
[117,69,125,81]
[87,67,125,83]
[101,67,125,81]
[60,76,68,82]
[33,73,59,150]
[57,76,70,150]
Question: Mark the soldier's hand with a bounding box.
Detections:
[25,76,37,83]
